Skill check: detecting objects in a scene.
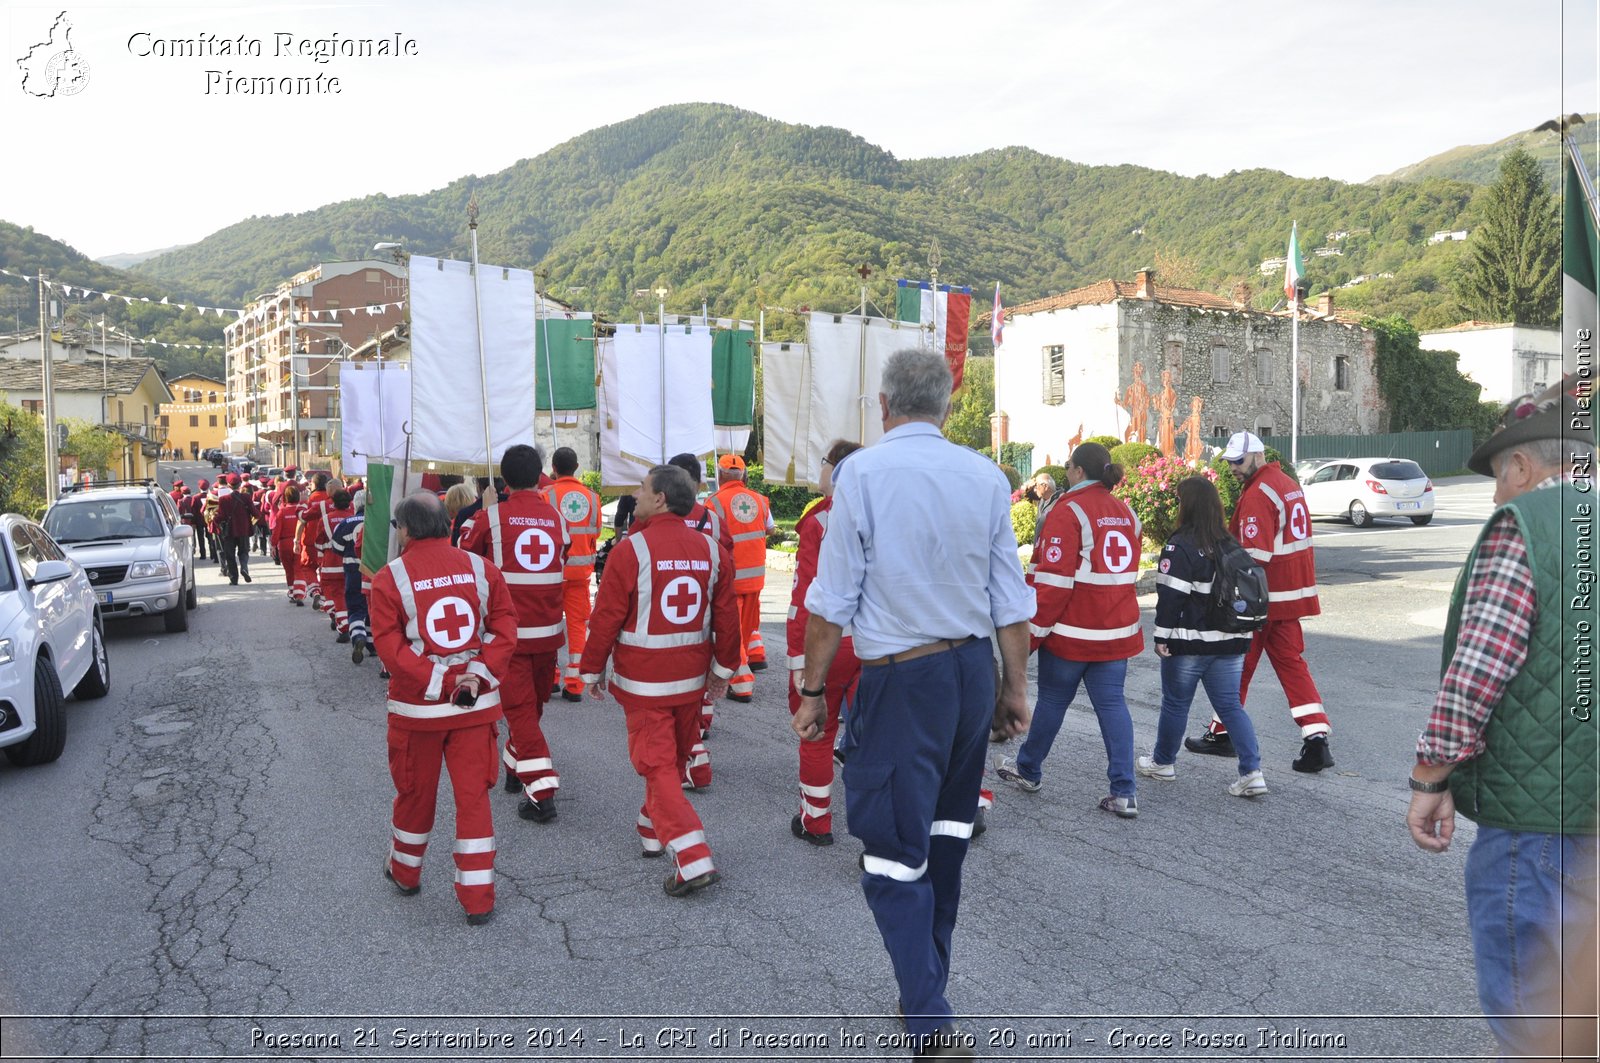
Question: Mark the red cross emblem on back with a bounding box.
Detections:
[425,595,475,650]
[660,576,703,625]
[1102,530,1133,573]
[514,527,556,571]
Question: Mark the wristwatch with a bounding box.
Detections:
[799,684,826,698]
[1408,776,1449,793]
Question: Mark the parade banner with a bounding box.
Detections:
[535,315,597,410]
[408,255,537,470]
[339,362,411,476]
[597,336,658,489]
[614,322,714,465]
[759,341,810,487]
[896,279,973,389]
[711,328,755,427]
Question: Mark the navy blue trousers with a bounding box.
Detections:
[343,568,369,641]
[842,637,993,1037]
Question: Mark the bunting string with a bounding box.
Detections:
[0,267,406,323]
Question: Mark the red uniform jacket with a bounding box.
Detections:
[272,501,303,554]
[1230,461,1320,621]
[1029,482,1145,662]
[368,536,518,732]
[312,502,354,575]
[682,501,736,555]
[458,489,570,655]
[786,498,851,670]
[579,511,741,708]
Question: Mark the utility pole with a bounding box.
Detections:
[39,272,60,503]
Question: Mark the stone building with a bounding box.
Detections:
[992,270,1384,465]
[1418,321,1564,405]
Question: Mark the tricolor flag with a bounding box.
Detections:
[896,279,973,390]
[1284,221,1305,304]
[991,283,1005,350]
[1564,150,1598,353]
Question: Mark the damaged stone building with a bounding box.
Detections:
[992,270,1385,465]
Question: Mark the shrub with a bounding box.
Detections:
[1085,435,1122,450]
[1034,464,1069,488]
[1010,500,1037,547]
[998,463,1022,491]
[1110,441,1159,472]
[1114,455,1219,547]
[1209,456,1243,516]
[746,462,817,521]
[580,471,602,495]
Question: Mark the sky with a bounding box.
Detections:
[4,0,1596,260]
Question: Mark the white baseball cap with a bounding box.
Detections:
[1222,431,1265,461]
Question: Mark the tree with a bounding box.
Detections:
[1453,149,1560,325]
[942,356,993,451]
[1365,315,1500,442]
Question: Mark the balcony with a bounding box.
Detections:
[107,421,169,446]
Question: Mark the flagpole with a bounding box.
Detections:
[1290,301,1300,466]
[858,278,869,444]
[467,196,494,483]
[536,287,557,457]
[1567,134,1600,231]
[40,271,59,503]
[656,287,668,464]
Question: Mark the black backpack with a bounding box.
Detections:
[1206,537,1269,633]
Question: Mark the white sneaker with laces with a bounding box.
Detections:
[994,755,1041,793]
[1228,770,1269,797]
[1135,754,1176,781]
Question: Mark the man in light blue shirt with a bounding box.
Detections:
[794,348,1034,1059]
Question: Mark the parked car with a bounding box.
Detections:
[42,481,197,632]
[1300,457,1435,527]
[0,514,110,766]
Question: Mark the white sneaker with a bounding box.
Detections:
[1228,770,1269,798]
[994,755,1041,793]
[1135,754,1176,781]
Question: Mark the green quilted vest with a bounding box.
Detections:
[1442,483,1599,834]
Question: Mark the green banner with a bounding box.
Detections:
[535,318,597,410]
[712,329,754,426]
[361,462,393,577]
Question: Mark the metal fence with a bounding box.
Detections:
[1199,429,1476,477]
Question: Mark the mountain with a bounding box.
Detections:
[95,244,191,270]
[1369,115,1599,188]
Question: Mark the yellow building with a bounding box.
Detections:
[0,358,173,481]
[160,374,227,460]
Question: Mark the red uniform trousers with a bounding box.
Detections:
[560,578,591,695]
[1207,618,1329,739]
[786,638,860,836]
[318,548,347,630]
[279,548,303,598]
[624,694,715,883]
[500,651,560,800]
[385,721,498,916]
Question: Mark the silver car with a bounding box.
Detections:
[43,483,197,632]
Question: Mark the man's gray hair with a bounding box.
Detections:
[393,490,451,540]
[647,465,697,517]
[1520,437,1597,470]
[882,348,952,420]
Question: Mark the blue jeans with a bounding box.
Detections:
[1465,826,1599,1059]
[1153,653,1260,774]
[1016,650,1134,798]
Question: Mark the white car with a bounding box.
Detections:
[0,514,110,767]
[1301,457,1435,527]
[43,483,197,632]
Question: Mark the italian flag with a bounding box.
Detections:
[1565,151,1599,358]
[1284,221,1305,304]
[896,280,973,390]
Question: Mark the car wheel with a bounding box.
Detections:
[1349,501,1372,528]
[5,659,67,766]
[72,621,111,699]
[163,594,189,633]
[1410,514,1434,526]
[185,570,198,609]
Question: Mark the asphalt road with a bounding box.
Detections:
[0,477,1502,1062]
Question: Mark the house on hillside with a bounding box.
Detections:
[1418,321,1564,405]
[991,270,1384,465]
[0,326,139,363]
[0,358,172,480]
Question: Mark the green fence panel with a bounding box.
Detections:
[1198,430,1475,478]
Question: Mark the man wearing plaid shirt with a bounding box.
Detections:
[1408,375,1597,1061]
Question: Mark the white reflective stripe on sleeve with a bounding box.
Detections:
[931,819,974,839]
[1268,586,1318,602]
[676,856,716,881]
[392,826,430,845]
[862,855,929,881]
[1155,573,1194,594]
[1073,570,1139,585]
[1153,626,1243,642]
[517,622,566,639]
[709,661,734,680]
[425,662,447,702]
[667,830,708,854]
[513,757,554,773]
[618,628,709,648]
[387,691,501,718]
[610,673,705,697]
[786,655,805,669]
[799,782,831,799]
[1274,536,1315,556]
[1050,620,1143,641]
[734,566,766,581]
[454,868,494,886]
[580,673,604,686]
[1029,623,1052,639]
[464,660,494,686]
[1032,571,1074,589]
[389,847,422,867]
[503,571,564,585]
[453,836,496,854]
[786,605,797,619]
[1244,547,1273,562]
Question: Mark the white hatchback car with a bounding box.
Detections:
[1301,457,1436,527]
[0,514,110,766]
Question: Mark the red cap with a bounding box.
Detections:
[226,473,241,486]
[197,478,209,488]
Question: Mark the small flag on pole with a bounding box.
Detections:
[1564,151,1598,345]
[991,283,1004,350]
[1284,221,1305,304]
[896,279,973,390]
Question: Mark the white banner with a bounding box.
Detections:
[408,255,537,468]
[598,336,657,489]
[614,322,714,465]
[759,341,811,488]
[339,363,412,476]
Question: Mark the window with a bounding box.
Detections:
[1164,340,1183,378]
[160,415,169,428]
[10,525,40,583]
[366,270,381,283]
[1041,345,1065,405]
[384,275,404,300]
[1308,464,1341,485]
[1334,356,1350,391]
[117,400,125,421]
[208,391,217,403]
[1255,349,1274,387]
[21,399,42,414]
[324,300,341,310]
[1372,460,1426,481]
[1211,343,1231,384]
[209,415,218,427]
[1255,422,1273,437]
[1212,424,1228,438]
[189,415,199,427]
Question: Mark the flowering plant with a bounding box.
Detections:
[1113,455,1218,547]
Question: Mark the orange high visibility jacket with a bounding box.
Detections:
[706,481,771,594]
[542,475,603,579]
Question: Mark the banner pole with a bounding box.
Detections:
[467,196,494,483]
